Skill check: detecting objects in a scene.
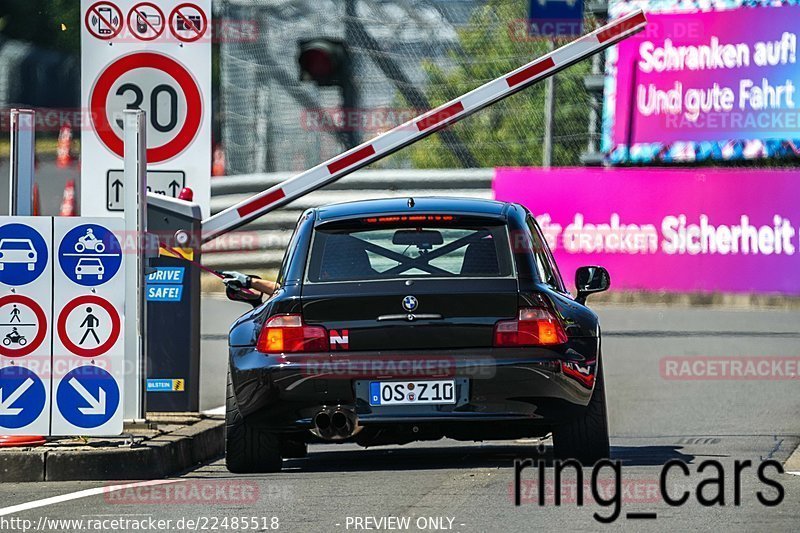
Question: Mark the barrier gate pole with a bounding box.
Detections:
[8,109,36,216]
[200,10,647,242]
[123,109,148,421]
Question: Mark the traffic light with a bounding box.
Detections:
[298,38,360,148]
[298,38,352,87]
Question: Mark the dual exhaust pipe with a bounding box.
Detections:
[313,407,359,440]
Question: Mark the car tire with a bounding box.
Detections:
[279,438,308,459]
[225,369,282,473]
[552,357,610,465]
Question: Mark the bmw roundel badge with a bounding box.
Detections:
[402,295,418,312]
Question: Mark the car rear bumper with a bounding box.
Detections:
[229,346,598,431]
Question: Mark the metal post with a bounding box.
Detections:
[542,40,555,169]
[123,110,147,421]
[9,109,35,215]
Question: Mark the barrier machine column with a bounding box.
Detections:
[145,195,202,411]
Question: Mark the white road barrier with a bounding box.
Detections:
[200,10,647,242]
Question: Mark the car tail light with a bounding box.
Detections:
[257,314,328,354]
[493,308,568,347]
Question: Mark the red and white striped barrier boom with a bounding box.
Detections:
[201,10,647,242]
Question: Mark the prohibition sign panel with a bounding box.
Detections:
[0,294,47,358]
[57,294,121,358]
[89,52,203,163]
[169,3,208,43]
[85,1,124,40]
[128,2,166,41]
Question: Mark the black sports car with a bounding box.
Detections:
[225,197,611,472]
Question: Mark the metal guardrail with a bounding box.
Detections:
[203,168,494,271]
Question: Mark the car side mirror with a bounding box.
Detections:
[575,266,610,305]
[225,285,263,308]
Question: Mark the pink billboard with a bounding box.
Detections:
[603,3,800,163]
[494,167,800,294]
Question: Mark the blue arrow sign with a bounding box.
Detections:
[0,223,49,286]
[0,366,46,429]
[57,366,120,428]
[58,224,122,287]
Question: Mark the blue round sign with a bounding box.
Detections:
[58,224,122,287]
[0,223,49,286]
[0,366,46,429]
[57,365,119,428]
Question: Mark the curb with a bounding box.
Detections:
[0,418,224,482]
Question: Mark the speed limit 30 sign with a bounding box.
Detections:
[80,0,211,217]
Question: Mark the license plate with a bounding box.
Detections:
[369,380,456,406]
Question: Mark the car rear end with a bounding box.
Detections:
[227,199,602,472]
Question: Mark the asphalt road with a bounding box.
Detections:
[1,299,799,532]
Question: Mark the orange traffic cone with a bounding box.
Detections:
[56,124,74,168]
[60,179,76,216]
[33,183,41,216]
[212,143,225,176]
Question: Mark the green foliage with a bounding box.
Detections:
[404,0,592,168]
[0,0,80,53]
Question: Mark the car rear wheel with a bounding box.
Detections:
[552,357,610,465]
[225,369,282,473]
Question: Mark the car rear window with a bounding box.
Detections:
[306,218,514,282]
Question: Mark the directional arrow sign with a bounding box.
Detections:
[0,367,46,430]
[0,377,34,416]
[56,365,119,430]
[106,170,186,211]
[69,376,107,415]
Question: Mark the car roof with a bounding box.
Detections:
[314,196,511,223]
[0,239,33,243]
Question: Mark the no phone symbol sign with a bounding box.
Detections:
[89,52,203,163]
[57,295,121,358]
[85,1,123,40]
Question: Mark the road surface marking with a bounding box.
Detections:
[0,479,182,517]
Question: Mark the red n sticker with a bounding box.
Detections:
[330,329,350,350]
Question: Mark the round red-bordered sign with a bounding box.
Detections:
[127,2,166,42]
[57,295,121,358]
[169,3,208,43]
[0,295,47,358]
[85,1,124,41]
[89,52,202,163]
